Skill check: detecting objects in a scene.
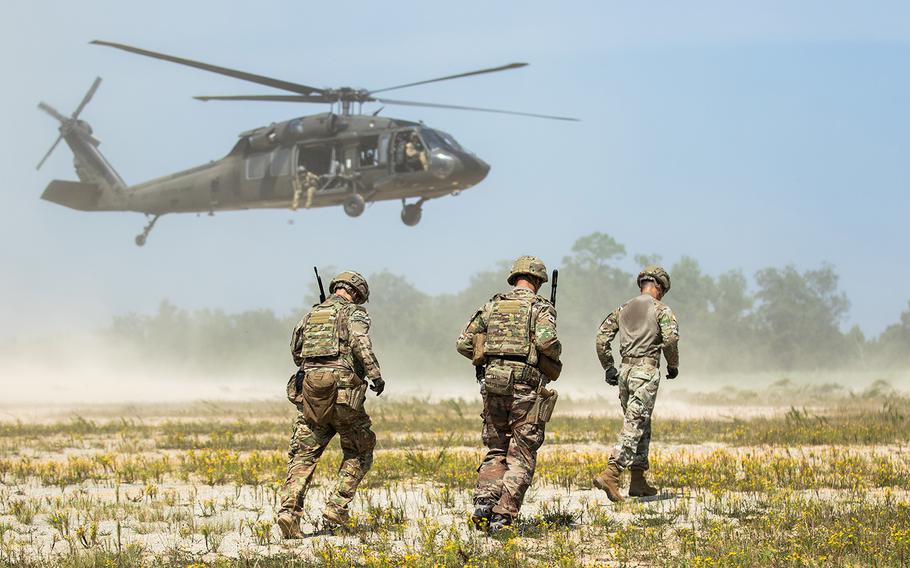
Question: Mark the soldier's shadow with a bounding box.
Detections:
[634,491,679,503]
[300,526,337,538]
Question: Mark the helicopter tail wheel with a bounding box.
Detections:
[343,194,366,218]
[401,203,422,227]
[134,214,160,247]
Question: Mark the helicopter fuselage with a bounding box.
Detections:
[119,113,490,215]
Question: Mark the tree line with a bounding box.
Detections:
[104,232,910,379]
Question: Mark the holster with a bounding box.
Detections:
[528,386,558,424]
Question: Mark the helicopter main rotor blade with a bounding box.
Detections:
[71,76,102,119]
[194,94,334,103]
[374,97,580,121]
[38,102,69,123]
[36,135,63,170]
[369,62,528,95]
[91,40,326,97]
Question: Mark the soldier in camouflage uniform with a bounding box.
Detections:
[456,256,562,531]
[277,271,385,539]
[593,266,679,502]
[291,166,320,211]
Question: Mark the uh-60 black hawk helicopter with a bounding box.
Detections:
[36,40,578,246]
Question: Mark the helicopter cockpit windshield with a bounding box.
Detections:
[419,129,464,153]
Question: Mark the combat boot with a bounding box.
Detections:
[470,499,494,531]
[276,513,303,539]
[322,505,350,528]
[593,463,625,502]
[488,512,513,533]
[628,469,658,497]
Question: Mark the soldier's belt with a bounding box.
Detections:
[621,356,659,367]
[303,362,353,373]
[488,355,530,365]
[487,356,541,386]
[517,365,542,387]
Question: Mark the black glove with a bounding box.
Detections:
[604,366,619,386]
[666,367,679,380]
[369,377,385,396]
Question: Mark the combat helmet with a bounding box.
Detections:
[637,265,671,294]
[508,255,548,286]
[330,271,370,303]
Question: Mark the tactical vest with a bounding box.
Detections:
[300,303,342,358]
[483,295,535,358]
[618,294,662,360]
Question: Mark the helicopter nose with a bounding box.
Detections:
[459,154,490,186]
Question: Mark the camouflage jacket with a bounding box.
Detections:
[290,294,382,384]
[456,287,562,363]
[596,294,679,369]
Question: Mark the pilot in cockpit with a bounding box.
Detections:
[404,132,428,172]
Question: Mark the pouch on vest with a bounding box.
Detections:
[483,298,533,357]
[483,364,514,395]
[300,304,341,358]
[300,369,338,426]
[286,371,305,406]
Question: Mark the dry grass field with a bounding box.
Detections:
[0,383,908,567]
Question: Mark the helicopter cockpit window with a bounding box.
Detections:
[393,130,428,173]
[419,129,444,151]
[420,129,463,152]
[437,130,463,152]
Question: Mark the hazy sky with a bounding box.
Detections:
[1,1,908,338]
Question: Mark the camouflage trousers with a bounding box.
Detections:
[474,383,546,518]
[278,401,376,519]
[609,362,661,470]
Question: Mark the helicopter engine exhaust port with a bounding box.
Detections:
[401,202,422,227]
[343,194,366,217]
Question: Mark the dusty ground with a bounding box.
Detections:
[0,381,908,566]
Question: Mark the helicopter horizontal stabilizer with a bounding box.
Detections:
[41,180,102,211]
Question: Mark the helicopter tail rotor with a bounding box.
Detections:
[35,77,126,194]
[36,77,102,170]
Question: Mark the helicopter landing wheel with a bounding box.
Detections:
[343,194,365,217]
[134,214,160,247]
[401,203,422,226]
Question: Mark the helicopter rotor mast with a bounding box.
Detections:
[90,40,579,121]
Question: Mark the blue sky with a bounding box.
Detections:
[1,1,908,337]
